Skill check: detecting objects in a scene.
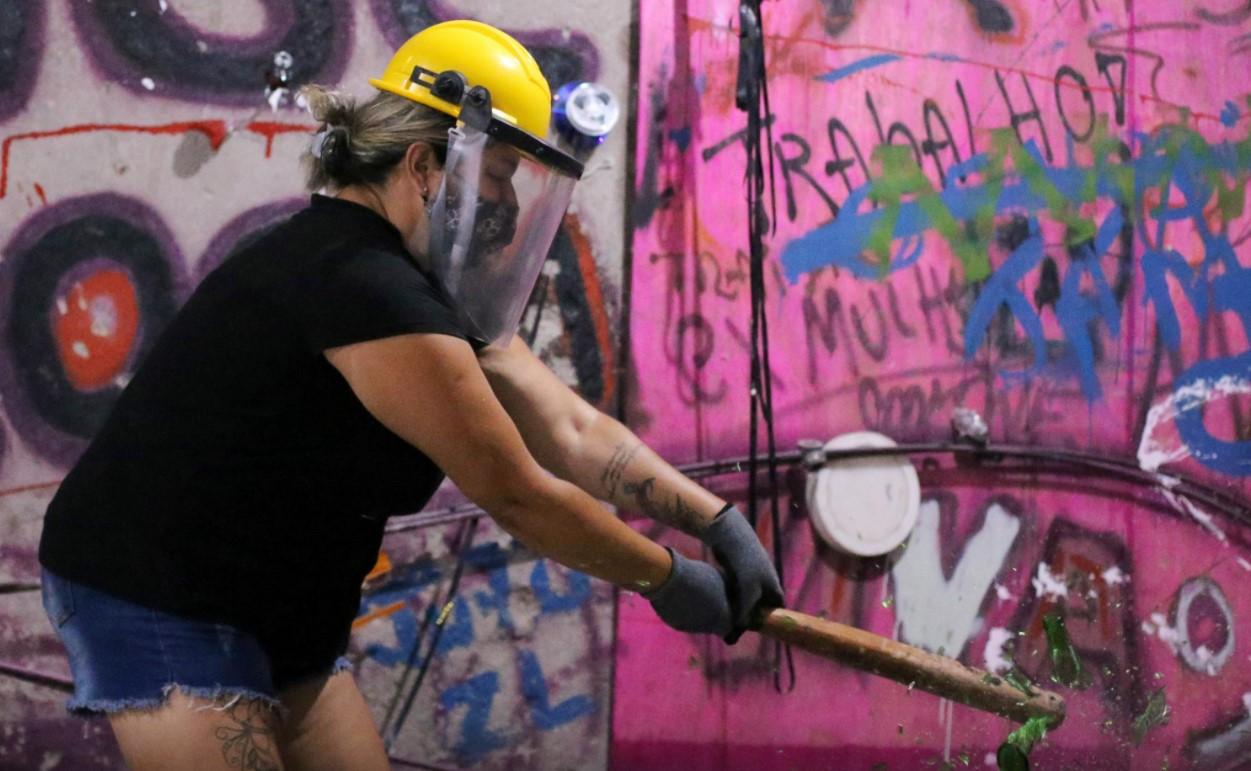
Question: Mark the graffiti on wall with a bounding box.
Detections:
[622,0,1251,768]
[0,1,630,768]
[352,524,609,767]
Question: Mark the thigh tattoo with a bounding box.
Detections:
[214,699,282,771]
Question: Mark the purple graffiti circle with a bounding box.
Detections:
[69,0,352,105]
[0,194,187,467]
[0,0,44,124]
[368,1,599,87]
[197,198,307,282]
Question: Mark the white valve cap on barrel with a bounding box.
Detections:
[806,431,921,557]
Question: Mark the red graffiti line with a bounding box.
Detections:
[564,214,619,408]
[32,182,46,205]
[0,480,61,499]
[247,120,317,158]
[1,120,316,198]
[686,17,1237,127]
[1,122,228,198]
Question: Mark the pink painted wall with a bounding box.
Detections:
[617,1,1251,769]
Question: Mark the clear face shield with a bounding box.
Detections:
[425,91,582,346]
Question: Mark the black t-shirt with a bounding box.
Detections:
[39,195,473,668]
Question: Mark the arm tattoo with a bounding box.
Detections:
[214,700,281,771]
[623,476,706,535]
[601,442,642,498]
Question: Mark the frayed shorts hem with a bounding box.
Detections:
[64,657,352,718]
[67,683,286,717]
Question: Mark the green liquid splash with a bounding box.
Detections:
[1042,614,1089,688]
[995,716,1055,771]
[1003,668,1037,698]
[1132,688,1170,745]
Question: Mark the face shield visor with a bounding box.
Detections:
[425,90,582,346]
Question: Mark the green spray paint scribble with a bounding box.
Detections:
[867,144,996,282]
[1042,614,1089,688]
[997,129,1097,246]
[996,715,1055,771]
[1132,688,1171,745]
[840,117,1251,288]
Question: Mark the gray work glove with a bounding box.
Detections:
[700,504,784,643]
[645,548,733,637]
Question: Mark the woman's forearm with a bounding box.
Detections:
[559,412,726,536]
[494,473,673,593]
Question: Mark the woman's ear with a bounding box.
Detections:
[405,143,440,201]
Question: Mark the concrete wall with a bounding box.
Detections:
[0,1,630,768]
[618,1,1251,769]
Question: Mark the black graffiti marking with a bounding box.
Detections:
[913,265,966,356]
[670,314,726,406]
[802,278,859,383]
[819,0,858,37]
[1034,256,1062,310]
[858,374,981,437]
[776,133,840,222]
[701,114,779,164]
[922,99,964,188]
[964,0,1014,33]
[850,290,888,362]
[650,250,748,304]
[807,266,967,386]
[1089,24,1196,103]
[1184,695,1251,766]
[1008,518,1144,720]
[550,223,608,405]
[800,273,930,383]
[825,117,873,198]
[700,80,990,223]
[866,91,924,168]
[1094,52,1128,126]
[70,0,351,104]
[886,282,918,339]
[1197,0,1251,25]
[995,69,1054,163]
[0,0,43,123]
[632,64,670,229]
[1054,65,1096,143]
[954,80,978,161]
[723,317,788,392]
[820,0,1013,36]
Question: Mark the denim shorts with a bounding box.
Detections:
[41,568,352,715]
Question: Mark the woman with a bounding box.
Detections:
[38,20,781,770]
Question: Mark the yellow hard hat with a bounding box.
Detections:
[370,20,552,138]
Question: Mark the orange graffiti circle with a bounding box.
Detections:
[52,267,140,391]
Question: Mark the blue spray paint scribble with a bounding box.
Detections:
[357,545,599,759]
[1221,100,1241,128]
[779,125,1251,474]
[1171,354,1251,476]
[440,671,509,763]
[519,649,595,729]
[359,544,597,664]
[817,54,902,83]
[530,559,592,613]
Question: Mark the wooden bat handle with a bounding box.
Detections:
[758,608,1066,727]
